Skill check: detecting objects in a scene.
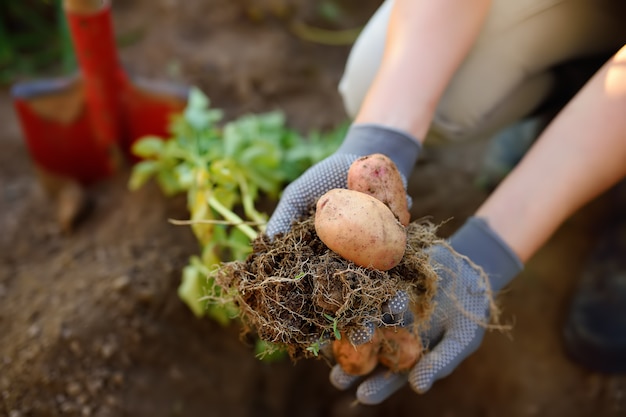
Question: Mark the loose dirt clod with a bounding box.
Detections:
[215,213,442,360]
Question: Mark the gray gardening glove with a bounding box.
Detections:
[330,216,524,404]
[265,124,420,237]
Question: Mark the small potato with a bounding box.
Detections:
[347,153,410,226]
[315,189,407,270]
[333,331,381,376]
[378,327,422,372]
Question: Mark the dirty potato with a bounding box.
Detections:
[333,331,381,376]
[315,189,407,271]
[378,327,422,372]
[347,153,410,226]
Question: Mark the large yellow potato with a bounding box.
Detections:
[315,189,407,271]
[347,153,410,226]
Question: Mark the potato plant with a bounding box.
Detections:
[215,150,440,375]
[129,87,345,324]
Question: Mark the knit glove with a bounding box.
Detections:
[330,217,524,404]
[265,124,420,237]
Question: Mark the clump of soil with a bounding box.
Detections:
[216,213,442,360]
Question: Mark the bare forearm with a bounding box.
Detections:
[355,0,492,141]
[477,46,626,262]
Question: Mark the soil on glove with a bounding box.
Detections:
[217,215,440,360]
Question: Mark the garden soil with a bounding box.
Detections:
[1,1,625,416]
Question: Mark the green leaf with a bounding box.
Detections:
[221,122,246,157]
[254,340,287,362]
[156,169,183,196]
[189,199,214,246]
[179,259,236,324]
[184,87,223,130]
[178,264,207,318]
[187,86,209,110]
[256,110,285,129]
[221,111,286,158]
[175,162,195,189]
[227,227,254,260]
[306,341,322,356]
[206,302,234,327]
[128,160,160,190]
[324,313,341,340]
[242,164,283,194]
[212,186,239,212]
[239,143,281,168]
[195,127,221,156]
[162,138,188,161]
[131,136,165,158]
[206,225,228,259]
[209,159,237,186]
[200,244,222,267]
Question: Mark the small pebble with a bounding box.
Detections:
[111,275,131,292]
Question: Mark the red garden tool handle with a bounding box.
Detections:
[12,0,187,185]
[64,0,127,148]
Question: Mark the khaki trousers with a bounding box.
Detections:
[339,0,626,141]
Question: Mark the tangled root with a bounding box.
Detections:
[215,215,443,360]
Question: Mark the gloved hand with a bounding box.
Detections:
[330,216,524,404]
[265,123,421,237]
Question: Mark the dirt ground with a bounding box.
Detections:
[2,1,626,416]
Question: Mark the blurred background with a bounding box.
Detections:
[1,1,625,416]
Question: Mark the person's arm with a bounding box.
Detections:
[355,0,492,141]
[333,45,626,404]
[477,44,626,263]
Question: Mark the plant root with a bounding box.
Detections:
[215,214,442,360]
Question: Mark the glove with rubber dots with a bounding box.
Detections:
[330,216,524,404]
[265,123,421,238]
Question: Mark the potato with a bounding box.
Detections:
[377,327,422,372]
[315,189,407,271]
[347,153,410,226]
[333,331,381,376]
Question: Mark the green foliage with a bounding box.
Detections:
[324,313,342,340]
[306,340,323,357]
[130,87,345,324]
[254,340,288,363]
[0,0,75,84]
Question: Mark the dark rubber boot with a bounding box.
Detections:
[475,114,552,192]
[476,56,607,192]
[562,221,626,373]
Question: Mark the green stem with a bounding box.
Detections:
[289,21,362,46]
[206,195,258,241]
[237,174,267,233]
